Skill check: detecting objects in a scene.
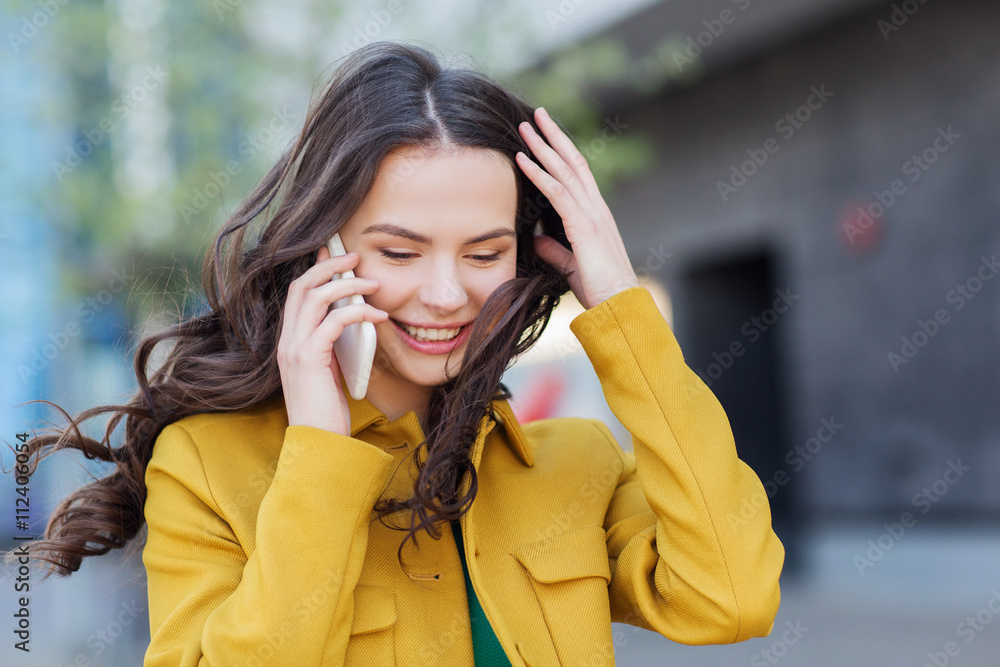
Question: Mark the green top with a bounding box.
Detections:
[450,521,512,666]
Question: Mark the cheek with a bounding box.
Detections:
[353,261,405,308]
[466,270,511,304]
[360,261,516,302]
[367,283,407,311]
[482,260,517,299]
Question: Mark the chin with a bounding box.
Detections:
[407,359,463,387]
[374,352,463,388]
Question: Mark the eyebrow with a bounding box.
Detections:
[360,223,515,245]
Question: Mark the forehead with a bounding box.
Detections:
[350,145,518,233]
[378,144,511,183]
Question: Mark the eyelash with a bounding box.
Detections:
[379,250,502,263]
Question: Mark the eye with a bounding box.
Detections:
[379,250,417,261]
[470,253,502,263]
[378,250,503,263]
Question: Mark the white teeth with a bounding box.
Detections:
[398,321,462,342]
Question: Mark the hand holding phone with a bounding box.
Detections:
[326,233,378,399]
[277,238,385,434]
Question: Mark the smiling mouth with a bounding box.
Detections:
[391,319,469,342]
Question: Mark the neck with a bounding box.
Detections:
[364,370,433,431]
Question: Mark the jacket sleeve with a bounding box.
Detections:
[568,285,784,645]
[142,422,396,665]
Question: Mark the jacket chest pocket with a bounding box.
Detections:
[511,525,616,667]
[345,584,398,665]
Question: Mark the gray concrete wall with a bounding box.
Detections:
[605,0,1000,515]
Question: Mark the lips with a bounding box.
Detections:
[389,318,474,354]
[391,319,465,342]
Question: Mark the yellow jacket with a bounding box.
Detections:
[142,286,783,666]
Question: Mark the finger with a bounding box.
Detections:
[531,107,602,200]
[283,251,360,337]
[281,280,383,370]
[308,248,360,284]
[298,277,383,341]
[534,234,576,276]
[314,303,388,350]
[281,256,363,359]
[518,120,591,205]
[515,151,587,230]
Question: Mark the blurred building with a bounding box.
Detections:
[560,0,1000,568]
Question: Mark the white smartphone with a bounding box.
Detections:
[326,232,377,400]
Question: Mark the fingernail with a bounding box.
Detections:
[538,106,547,116]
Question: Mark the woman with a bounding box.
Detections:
[14,41,783,665]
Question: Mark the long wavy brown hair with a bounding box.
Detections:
[5,40,572,578]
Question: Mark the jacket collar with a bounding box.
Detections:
[339,375,533,467]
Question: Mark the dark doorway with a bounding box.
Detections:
[676,249,801,574]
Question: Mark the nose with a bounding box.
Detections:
[418,259,469,314]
